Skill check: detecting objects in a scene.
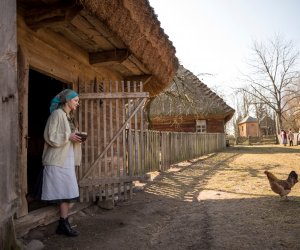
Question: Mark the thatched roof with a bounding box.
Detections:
[149,65,235,122]
[18,0,179,96]
[80,0,179,95]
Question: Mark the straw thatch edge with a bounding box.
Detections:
[78,0,179,96]
[149,65,235,122]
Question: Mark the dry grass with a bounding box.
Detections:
[196,145,300,249]
[201,145,300,199]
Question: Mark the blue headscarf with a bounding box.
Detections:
[49,89,78,113]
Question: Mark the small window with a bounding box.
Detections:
[196,120,206,133]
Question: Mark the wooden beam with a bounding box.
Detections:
[24,2,82,30]
[89,49,130,65]
[79,92,149,99]
[127,54,150,74]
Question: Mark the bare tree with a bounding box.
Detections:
[282,76,300,130]
[235,87,253,118]
[225,89,246,138]
[240,35,300,135]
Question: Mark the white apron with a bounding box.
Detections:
[41,145,79,201]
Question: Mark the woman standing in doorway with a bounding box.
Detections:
[42,89,82,237]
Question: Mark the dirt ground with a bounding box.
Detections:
[22,145,300,250]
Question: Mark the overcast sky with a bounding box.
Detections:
[149,0,300,100]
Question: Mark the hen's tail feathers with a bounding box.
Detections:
[264,171,278,181]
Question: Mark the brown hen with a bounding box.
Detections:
[264,170,298,199]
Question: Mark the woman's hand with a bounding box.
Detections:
[69,132,82,143]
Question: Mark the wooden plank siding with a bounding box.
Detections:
[0,0,19,248]
[17,15,119,87]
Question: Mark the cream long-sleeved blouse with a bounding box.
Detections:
[42,109,82,167]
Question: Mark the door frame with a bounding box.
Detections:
[17,46,29,217]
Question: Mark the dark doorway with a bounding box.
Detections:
[27,69,68,211]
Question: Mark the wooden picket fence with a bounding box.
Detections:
[131,130,226,174]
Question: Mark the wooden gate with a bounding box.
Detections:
[77,80,148,202]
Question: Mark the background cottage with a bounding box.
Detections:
[147,65,234,133]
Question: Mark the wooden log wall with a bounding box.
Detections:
[151,119,226,133]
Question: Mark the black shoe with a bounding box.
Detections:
[56,217,79,237]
